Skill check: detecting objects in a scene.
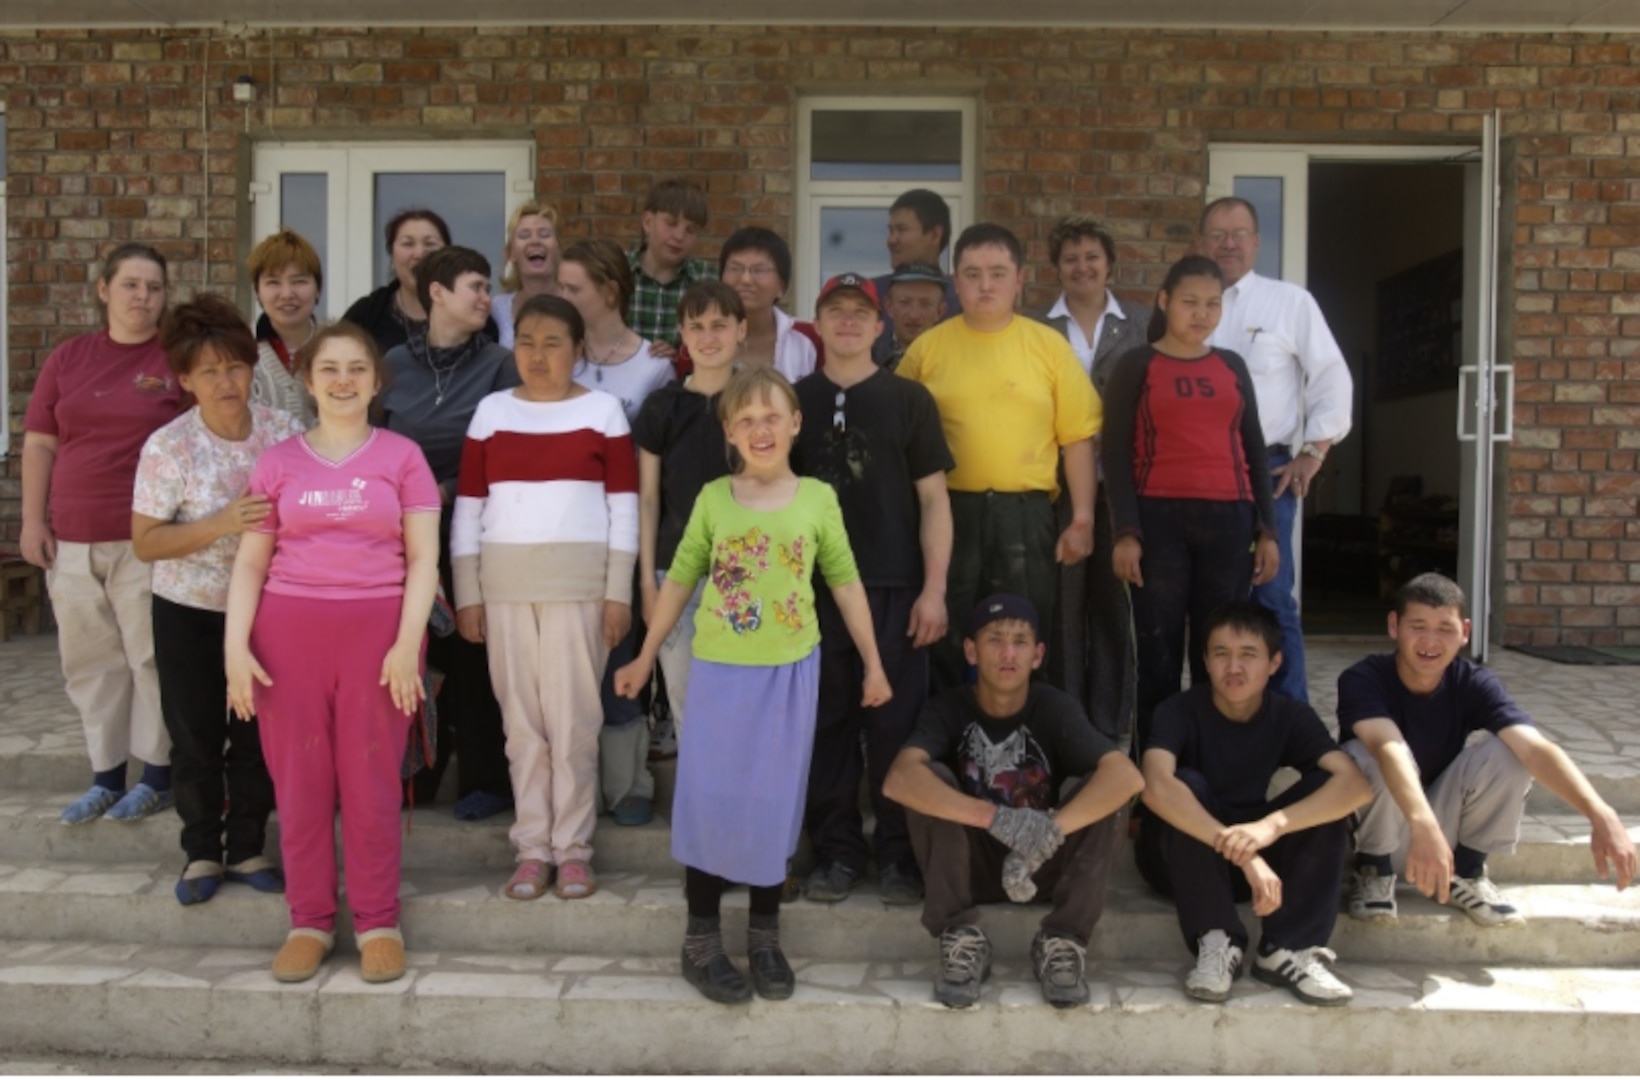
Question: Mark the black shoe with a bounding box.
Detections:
[748,945,795,1000]
[934,924,991,1008]
[803,861,859,903]
[680,947,752,1005]
[1031,931,1090,1008]
[878,861,924,906]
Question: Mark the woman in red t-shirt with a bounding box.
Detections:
[22,243,188,827]
[1100,255,1281,749]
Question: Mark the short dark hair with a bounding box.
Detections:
[891,189,953,253]
[1201,602,1283,660]
[1198,196,1261,234]
[160,292,257,377]
[1147,254,1224,344]
[719,226,792,291]
[1395,573,1468,618]
[678,280,746,324]
[384,208,452,253]
[514,293,585,347]
[643,178,709,227]
[1048,214,1117,267]
[953,223,1023,271]
[415,246,491,314]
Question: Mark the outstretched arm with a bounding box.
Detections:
[1353,716,1453,902]
[1500,724,1637,890]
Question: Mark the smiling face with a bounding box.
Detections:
[641,211,700,272]
[178,343,254,430]
[724,387,800,473]
[507,213,559,287]
[390,218,446,293]
[887,207,942,268]
[256,262,320,337]
[97,256,167,341]
[1203,624,1280,718]
[1055,235,1111,305]
[962,619,1044,696]
[512,312,580,401]
[304,337,380,423]
[721,248,784,318]
[1157,274,1224,350]
[1198,203,1261,287]
[679,303,747,372]
[1389,601,1471,688]
[954,243,1023,326]
[814,292,883,362]
[430,270,492,337]
[556,259,615,325]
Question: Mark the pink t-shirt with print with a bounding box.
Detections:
[249,427,441,601]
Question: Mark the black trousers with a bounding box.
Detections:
[907,764,1128,947]
[1048,481,1137,740]
[804,585,929,875]
[1129,497,1255,751]
[936,490,1059,692]
[414,507,512,803]
[151,595,274,866]
[1135,767,1347,953]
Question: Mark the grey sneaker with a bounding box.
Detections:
[1253,944,1353,1006]
[1184,929,1243,1003]
[1030,931,1090,1008]
[1446,874,1526,927]
[1348,866,1399,924]
[934,924,991,1008]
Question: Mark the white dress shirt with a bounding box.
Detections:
[1209,270,1353,450]
[1047,290,1128,378]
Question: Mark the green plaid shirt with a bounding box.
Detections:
[626,244,718,346]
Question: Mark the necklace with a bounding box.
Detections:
[412,334,477,407]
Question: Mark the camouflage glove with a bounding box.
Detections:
[987,805,1064,864]
[1001,849,1038,903]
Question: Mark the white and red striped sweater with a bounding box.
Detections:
[451,388,639,609]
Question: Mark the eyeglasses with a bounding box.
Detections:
[1204,229,1255,245]
[833,390,846,433]
[723,263,778,281]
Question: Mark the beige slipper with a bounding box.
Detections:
[358,927,406,984]
[271,928,333,983]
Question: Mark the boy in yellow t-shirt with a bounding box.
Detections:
[898,223,1102,689]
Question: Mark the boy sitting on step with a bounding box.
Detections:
[1339,572,1636,929]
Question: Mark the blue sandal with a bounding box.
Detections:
[225,857,286,893]
[175,860,224,906]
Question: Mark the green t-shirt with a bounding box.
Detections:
[667,476,860,666]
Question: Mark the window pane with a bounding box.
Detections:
[819,207,894,285]
[1233,176,1284,280]
[279,174,329,316]
[373,172,506,288]
[811,110,962,182]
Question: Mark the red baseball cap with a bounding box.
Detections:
[815,272,881,311]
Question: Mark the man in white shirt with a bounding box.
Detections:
[1199,197,1353,704]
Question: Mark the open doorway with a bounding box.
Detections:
[1304,161,1467,634]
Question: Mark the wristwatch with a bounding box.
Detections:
[1299,442,1326,461]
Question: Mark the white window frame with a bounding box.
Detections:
[793,96,976,319]
[250,141,535,321]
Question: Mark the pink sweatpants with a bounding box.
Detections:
[252,592,414,934]
[485,600,606,865]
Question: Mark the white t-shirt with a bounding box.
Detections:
[572,340,676,423]
[132,405,305,612]
[492,292,517,349]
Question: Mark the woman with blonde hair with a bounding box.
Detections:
[247,228,324,428]
[491,201,562,348]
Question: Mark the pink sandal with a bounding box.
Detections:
[554,859,597,899]
[504,859,552,900]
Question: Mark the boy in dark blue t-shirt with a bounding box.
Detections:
[1338,572,1636,928]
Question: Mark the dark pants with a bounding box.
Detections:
[937,490,1059,691]
[1135,768,1347,953]
[907,764,1128,947]
[1049,481,1137,740]
[1130,498,1255,751]
[414,508,512,803]
[805,585,929,875]
[151,596,274,867]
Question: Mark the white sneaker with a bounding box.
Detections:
[1348,866,1399,924]
[1446,874,1526,927]
[1253,944,1353,1006]
[1184,929,1243,1003]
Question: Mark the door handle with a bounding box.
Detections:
[1492,365,1514,443]
[1456,365,1480,443]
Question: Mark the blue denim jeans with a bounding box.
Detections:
[1254,451,1308,703]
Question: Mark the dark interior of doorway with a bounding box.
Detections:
[1303,161,1467,636]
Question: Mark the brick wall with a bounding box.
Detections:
[4,24,1638,645]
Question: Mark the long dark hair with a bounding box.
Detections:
[1146,254,1223,344]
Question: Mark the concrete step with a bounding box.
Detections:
[4,792,1632,890]
[1,938,1636,1074]
[1,858,1635,968]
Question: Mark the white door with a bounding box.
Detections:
[250,142,535,320]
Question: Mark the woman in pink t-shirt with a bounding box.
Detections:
[22,243,188,827]
[224,323,441,987]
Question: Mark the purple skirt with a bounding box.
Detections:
[670,650,820,887]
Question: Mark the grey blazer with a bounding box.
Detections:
[1036,294,1152,394]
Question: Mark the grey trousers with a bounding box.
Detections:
[1343,735,1532,866]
